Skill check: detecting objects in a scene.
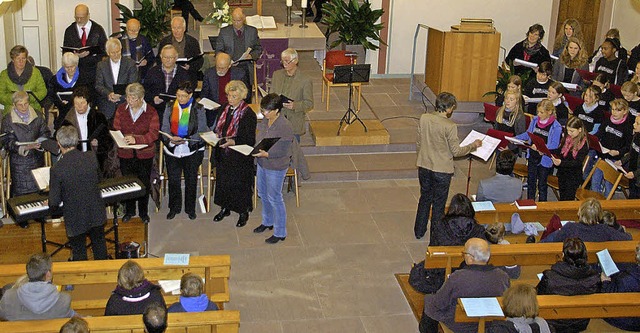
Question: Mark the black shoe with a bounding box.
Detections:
[213,208,231,222]
[188,213,197,220]
[166,211,177,220]
[265,235,286,244]
[141,215,150,224]
[253,224,273,233]
[526,235,536,243]
[122,214,133,223]
[236,212,249,227]
[18,222,29,229]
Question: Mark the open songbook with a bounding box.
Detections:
[459,130,501,162]
[504,136,531,148]
[198,97,221,110]
[176,53,204,65]
[232,48,252,64]
[109,130,148,149]
[587,134,610,154]
[61,45,101,55]
[31,166,50,191]
[245,15,277,30]
[230,137,280,156]
[460,297,504,317]
[605,159,628,174]
[597,248,620,277]
[158,131,200,142]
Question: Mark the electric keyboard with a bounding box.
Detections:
[7,175,145,223]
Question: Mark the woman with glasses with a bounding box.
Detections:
[212,80,257,227]
[161,81,207,220]
[112,83,159,224]
[252,93,294,244]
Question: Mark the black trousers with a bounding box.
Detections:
[120,157,153,218]
[418,313,439,333]
[174,0,203,30]
[165,151,203,215]
[68,225,107,261]
[414,167,452,240]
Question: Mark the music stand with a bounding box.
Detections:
[333,64,371,135]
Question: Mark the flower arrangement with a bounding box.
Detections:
[204,0,232,27]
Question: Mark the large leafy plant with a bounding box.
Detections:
[321,0,385,51]
[483,61,531,101]
[114,0,171,46]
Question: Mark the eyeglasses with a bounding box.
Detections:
[260,108,275,114]
[281,58,295,66]
[126,95,139,101]
[161,56,177,60]
[461,251,473,258]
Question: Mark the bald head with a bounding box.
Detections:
[74,4,90,27]
[126,19,141,38]
[463,238,491,264]
[232,8,245,30]
[215,53,232,76]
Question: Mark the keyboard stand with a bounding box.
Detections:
[103,203,121,258]
[38,218,70,256]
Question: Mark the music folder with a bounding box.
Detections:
[176,53,204,65]
[113,84,127,96]
[230,137,281,156]
[61,45,101,55]
[527,132,559,159]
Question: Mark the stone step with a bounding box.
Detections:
[305,151,417,182]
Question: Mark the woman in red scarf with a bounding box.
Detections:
[551,117,589,200]
[211,80,257,227]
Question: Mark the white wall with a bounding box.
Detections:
[611,0,640,50]
[386,0,554,74]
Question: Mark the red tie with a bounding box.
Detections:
[81,27,87,47]
[236,29,242,39]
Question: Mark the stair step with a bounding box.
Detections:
[305,152,417,182]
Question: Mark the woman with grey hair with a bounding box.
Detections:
[0,45,48,114]
[50,52,89,129]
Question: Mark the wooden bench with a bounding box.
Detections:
[454,293,640,333]
[0,255,231,315]
[0,310,241,332]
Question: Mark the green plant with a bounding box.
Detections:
[114,0,171,46]
[483,61,531,100]
[321,0,385,51]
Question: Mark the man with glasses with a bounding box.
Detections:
[215,7,262,86]
[201,52,250,127]
[119,18,154,81]
[144,45,196,123]
[270,48,314,142]
[419,238,510,333]
[62,4,107,87]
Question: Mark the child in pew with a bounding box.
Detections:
[485,223,521,279]
[523,62,553,115]
[591,74,615,111]
[547,82,571,126]
[59,317,89,333]
[600,243,640,332]
[618,115,640,198]
[551,117,589,201]
[168,273,218,313]
[487,284,552,333]
[515,99,562,202]
[601,210,629,236]
[621,81,640,120]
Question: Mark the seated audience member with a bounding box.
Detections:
[201,52,251,126]
[485,223,521,279]
[601,210,628,235]
[547,82,570,126]
[620,114,640,199]
[59,317,90,333]
[119,18,154,81]
[419,238,510,333]
[550,117,589,201]
[600,243,640,331]
[95,38,138,120]
[431,193,487,246]
[537,238,600,333]
[487,284,552,333]
[591,74,615,109]
[523,61,553,115]
[551,36,589,89]
[143,303,168,333]
[504,23,551,77]
[552,19,583,58]
[594,37,629,86]
[0,253,75,321]
[0,45,47,115]
[50,52,89,129]
[476,150,522,203]
[168,273,218,312]
[621,81,640,119]
[105,260,166,316]
[542,198,631,243]
[157,17,203,78]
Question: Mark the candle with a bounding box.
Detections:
[301,0,307,8]
[286,0,292,6]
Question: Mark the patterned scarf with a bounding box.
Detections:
[171,97,192,137]
[122,35,144,61]
[55,67,79,89]
[562,134,586,158]
[214,101,248,138]
[523,40,542,62]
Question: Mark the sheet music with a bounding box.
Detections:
[245,15,277,29]
[232,48,252,64]
[514,58,538,68]
[257,85,267,97]
[200,131,221,146]
[460,297,504,317]
[505,136,528,146]
[198,97,221,110]
[109,130,148,149]
[158,280,181,293]
[230,144,254,156]
[550,54,559,61]
[459,130,501,161]
[560,82,578,90]
[471,201,496,212]
[597,248,620,277]
[31,167,50,191]
[523,96,544,104]
[605,159,627,173]
[163,253,190,266]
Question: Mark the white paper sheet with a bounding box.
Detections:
[471,201,496,212]
[460,297,504,317]
[459,130,501,161]
[597,248,620,277]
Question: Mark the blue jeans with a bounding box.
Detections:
[257,164,288,237]
[414,167,452,239]
[527,163,551,201]
[590,168,614,197]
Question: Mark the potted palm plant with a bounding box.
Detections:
[321,0,385,63]
[114,0,172,47]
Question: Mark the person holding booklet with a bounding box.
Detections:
[49,52,90,129]
[617,115,640,198]
[504,24,551,77]
[113,83,159,224]
[551,117,589,201]
[600,244,640,331]
[413,92,482,241]
[95,38,138,120]
[201,52,251,127]
[514,99,561,202]
[62,4,107,87]
[494,90,527,151]
[157,17,203,78]
[551,36,589,92]
[251,94,294,243]
[49,125,107,261]
[546,82,570,126]
[523,62,553,115]
[1,91,50,208]
[211,80,257,227]
[160,81,207,220]
[119,19,154,82]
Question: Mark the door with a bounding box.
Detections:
[556,0,600,55]
[11,0,54,68]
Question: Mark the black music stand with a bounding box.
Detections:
[333,64,371,135]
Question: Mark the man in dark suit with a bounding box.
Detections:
[95,38,138,120]
[144,45,196,124]
[62,4,107,87]
[157,17,203,79]
[216,7,262,85]
[49,125,107,261]
[201,52,250,126]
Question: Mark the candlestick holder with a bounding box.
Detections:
[299,9,308,28]
[285,6,293,26]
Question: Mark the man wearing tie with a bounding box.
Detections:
[62,4,107,87]
[216,8,262,85]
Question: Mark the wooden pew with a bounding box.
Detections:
[0,255,231,314]
[454,293,640,333]
[472,199,640,225]
[0,310,241,333]
[426,241,638,276]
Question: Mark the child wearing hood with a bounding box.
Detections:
[168,273,218,313]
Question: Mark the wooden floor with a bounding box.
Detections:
[0,217,147,264]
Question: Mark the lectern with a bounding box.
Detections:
[424,28,501,102]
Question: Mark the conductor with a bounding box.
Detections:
[49,125,107,261]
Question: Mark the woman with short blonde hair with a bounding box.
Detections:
[488,284,551,333]
[105,260,165,316]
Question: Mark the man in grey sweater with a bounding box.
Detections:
[0,253,75,321]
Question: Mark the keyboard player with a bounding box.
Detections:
[48,125,107,261]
